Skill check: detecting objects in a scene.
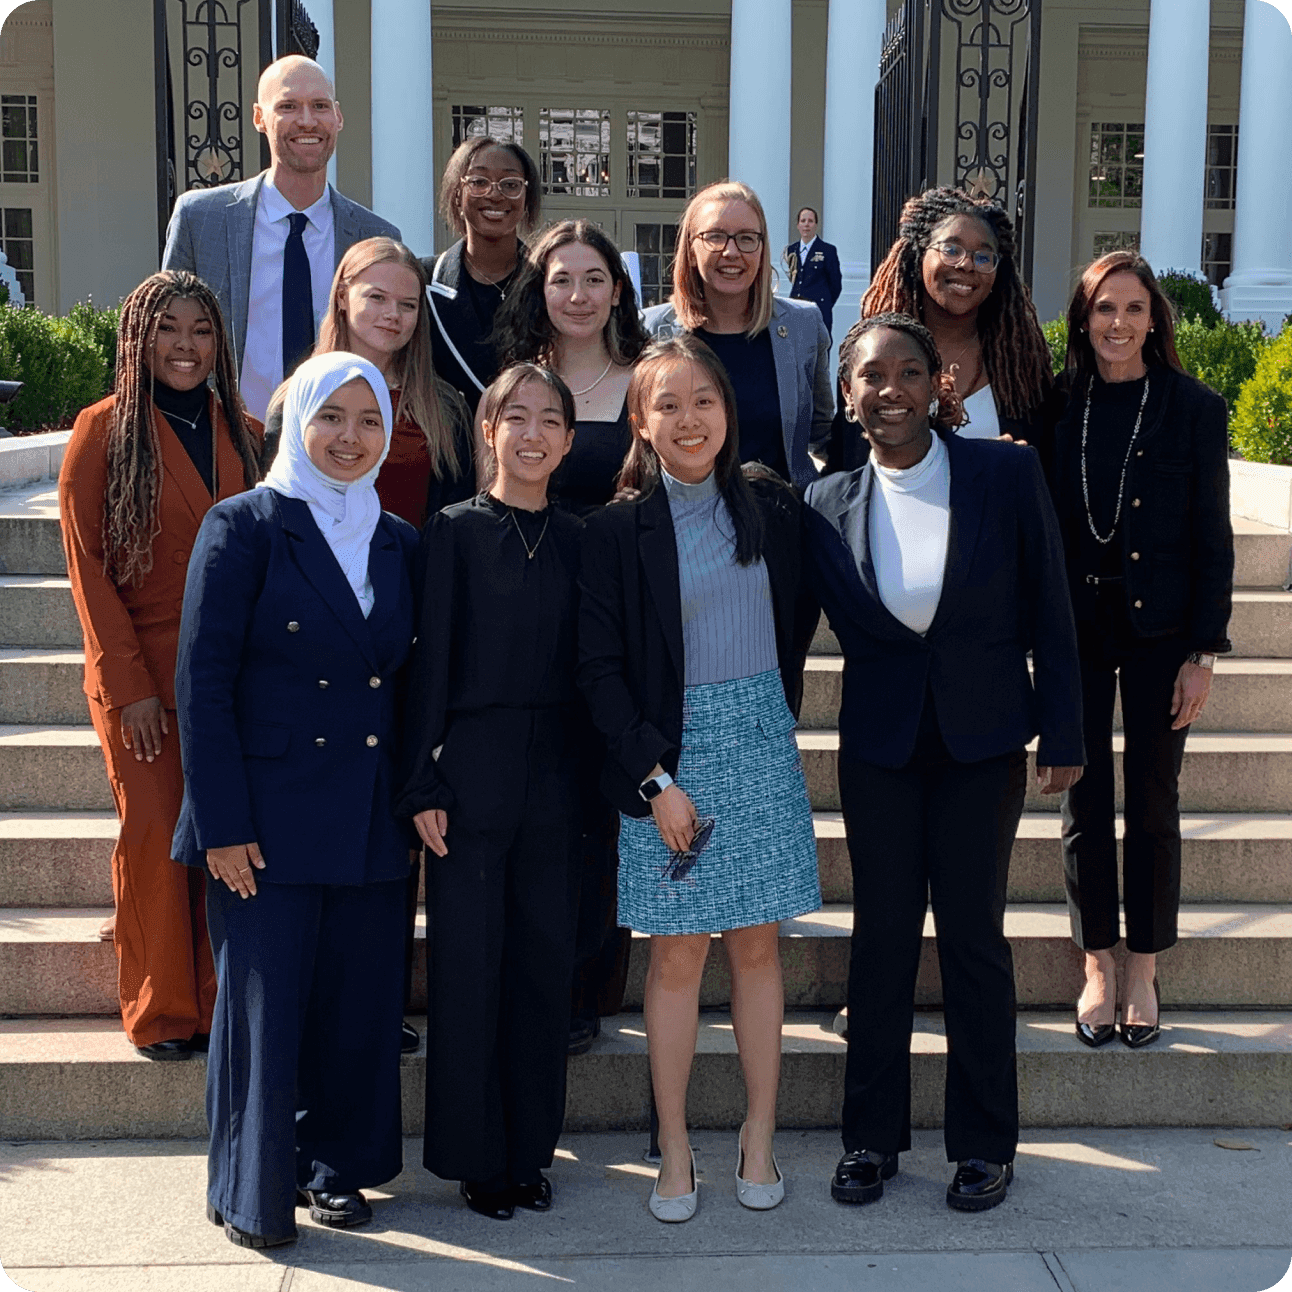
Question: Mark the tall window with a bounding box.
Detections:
[634,221,678,309]
[538,109,610,197]
[1202,232,1233,287]
[451,105,524,151]
[1088,123,1144,208]
[1092,230,1141,257]
[1205,124,1238,210]
[1,207,34,303]
[627,111,697,199]
[0,95,38,184]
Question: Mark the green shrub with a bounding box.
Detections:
[0,304,108,431]
[1174,315,1270,417]
[1231,325,1292,465]
[66,299,121,386]
[1157,269,1223,327]
[1041,317,1068,374]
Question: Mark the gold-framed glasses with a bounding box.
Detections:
[461,176,528,199]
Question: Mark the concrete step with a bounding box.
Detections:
[9,902,1290,1016]
[796,730,1292,813]
[0,484,64,576]
[5,810,1286,911]
[0,576,81,648]
[800,656,1292,733]
[1233,517,1292,588]
[0,648,88,724]
[1,1010,1287,1139]
[0,725,109,810]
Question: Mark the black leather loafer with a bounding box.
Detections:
[568,1016,600,1055]
[188,1033,210,1054]
[1120,978,1162,1049]
[512,1176,552,1212]
[947,1159,1013,1211]
[207,1202,296,1247]
[400,1021,421,1054]
[831,1149,898,1204]
[1075,1015,1116,1048]
[135,1038,193,1061]
[461,1179,515,1220]
[296,1188,373,1228]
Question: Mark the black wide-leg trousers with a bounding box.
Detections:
[1062,633,1190,954]
[205,876,406,1240]
[838,739,1027,1165]
[423,709,581,1187]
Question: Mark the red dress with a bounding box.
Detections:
[375,390,433,528]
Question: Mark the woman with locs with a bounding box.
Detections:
[493,218,653,1050]
[1038,252,1233,1050]
[396,363,584,1221]
[59,270,262,1061]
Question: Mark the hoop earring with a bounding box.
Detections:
[844,405,857,423]
[928,398,939,418]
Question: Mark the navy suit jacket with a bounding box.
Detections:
[171,489,418,885]
[785,238,842,332]
[802,434,1084,770]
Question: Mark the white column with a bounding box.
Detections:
[310,0,337,188]
[728,0,793,252]
[370,0,434,255]
[823,0,886,352]
[1138,0,1210,275]
[1222,0,1292,329]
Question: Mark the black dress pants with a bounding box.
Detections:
[838,732,1027,1165]
[423,708,581,1187]
[1063,627,1190,953]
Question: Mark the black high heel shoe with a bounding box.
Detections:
[1074,964,1117,1048]
[1119,976,1161,1049]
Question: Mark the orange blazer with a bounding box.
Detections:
[59,394,261,712]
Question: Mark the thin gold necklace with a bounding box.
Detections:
[508,506,550,560]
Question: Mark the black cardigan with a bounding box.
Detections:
[1035,364,1233,654]
[577,473,819,817]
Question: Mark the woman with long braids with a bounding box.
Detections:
[59,270,262,1060]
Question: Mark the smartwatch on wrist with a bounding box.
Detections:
[1187,652,1216,669]
[639,771,674,803]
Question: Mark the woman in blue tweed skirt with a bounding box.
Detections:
[579,335,820,1221]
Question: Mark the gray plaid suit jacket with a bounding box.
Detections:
[161,171,400,365]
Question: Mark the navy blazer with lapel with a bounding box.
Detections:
[785,238,843,332]
[578,474,819,817]
[171,488,418,885]
[161,172,401,365]
[802,434,1084,770]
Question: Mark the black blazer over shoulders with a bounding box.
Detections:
[1035,364,1234,654]
[803,434,1084,770]
[578,474,820,818]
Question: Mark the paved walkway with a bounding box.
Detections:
[1,1129,1289,1290]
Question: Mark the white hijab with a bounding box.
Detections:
[259,351,393,618]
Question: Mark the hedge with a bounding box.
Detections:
[1230,325,1292,466]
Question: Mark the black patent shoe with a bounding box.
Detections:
[207,1202,297,1248]
[135,1038,193,1061]
[1075,1014,1116,1048]
[831,1148,898,1204]
[460,1179,515,1220]
[947,1159,1013,1212]
[400,1021,421,1054]
[568,1016,600,1055]
[512,1176,553,1212]
[296,1188,373,1228]
[1120,977,1162,1049]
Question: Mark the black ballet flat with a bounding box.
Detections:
[1075,1014,1116,1048]
[400,1021,421,1054]
[296,1188,373,1228]
[511,1176,552,1212]
[1120,977,1162,1049]
[207,1202,297,1248]
[460,1179,515,1220]
[135,1038,193,1061]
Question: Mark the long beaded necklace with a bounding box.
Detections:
[1080,374,1150,545]
[569,357,614,398]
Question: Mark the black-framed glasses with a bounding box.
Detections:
[931,240,1000,273]
[461,175,528,199]
[694,230,763,254]
[663,816,716,882]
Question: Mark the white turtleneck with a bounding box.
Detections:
[868,433,951,635]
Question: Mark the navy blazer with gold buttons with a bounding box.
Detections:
[171,488,418,885]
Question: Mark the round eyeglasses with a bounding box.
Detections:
[694,230,764,254]
[931,240,1000,273]
[461,176,528,199]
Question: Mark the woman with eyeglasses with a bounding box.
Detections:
[644,181,832,490]
[421,136,542,422]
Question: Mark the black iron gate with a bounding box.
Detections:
[870,0,1042,285]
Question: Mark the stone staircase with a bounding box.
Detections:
[0,478,1289,1139]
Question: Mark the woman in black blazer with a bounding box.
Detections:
[1039,252,1233,1051]
[579,335,820,1222]
[802,314,1083,1214]
[172,352,418,1248]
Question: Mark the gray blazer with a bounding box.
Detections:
[161,172,401,365]
[643,295,832,491]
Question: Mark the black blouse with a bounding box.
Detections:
[152,377,214,494]
[395,493,583,814]
[549,398,632,518]
[695,327,787,480]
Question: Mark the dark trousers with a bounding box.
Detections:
[423,709,581,1187]
[838,735,1027,1164]
[570,778,631,1025]
[1063,630,1190,953]
[205,876,406,1240]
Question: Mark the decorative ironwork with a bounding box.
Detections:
[279,0,319,59]
[178,0,256,191]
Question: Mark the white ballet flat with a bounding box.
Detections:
[649,1148,698,1223]
[735,1123,785,1210]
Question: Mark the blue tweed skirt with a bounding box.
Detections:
[618,668,821,936]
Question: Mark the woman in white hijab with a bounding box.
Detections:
[172,351,421,1249]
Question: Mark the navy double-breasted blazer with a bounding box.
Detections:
[802,434,1085,771]
[171,488,418,885]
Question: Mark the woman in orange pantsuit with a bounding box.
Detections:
[59,270,262,1059]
